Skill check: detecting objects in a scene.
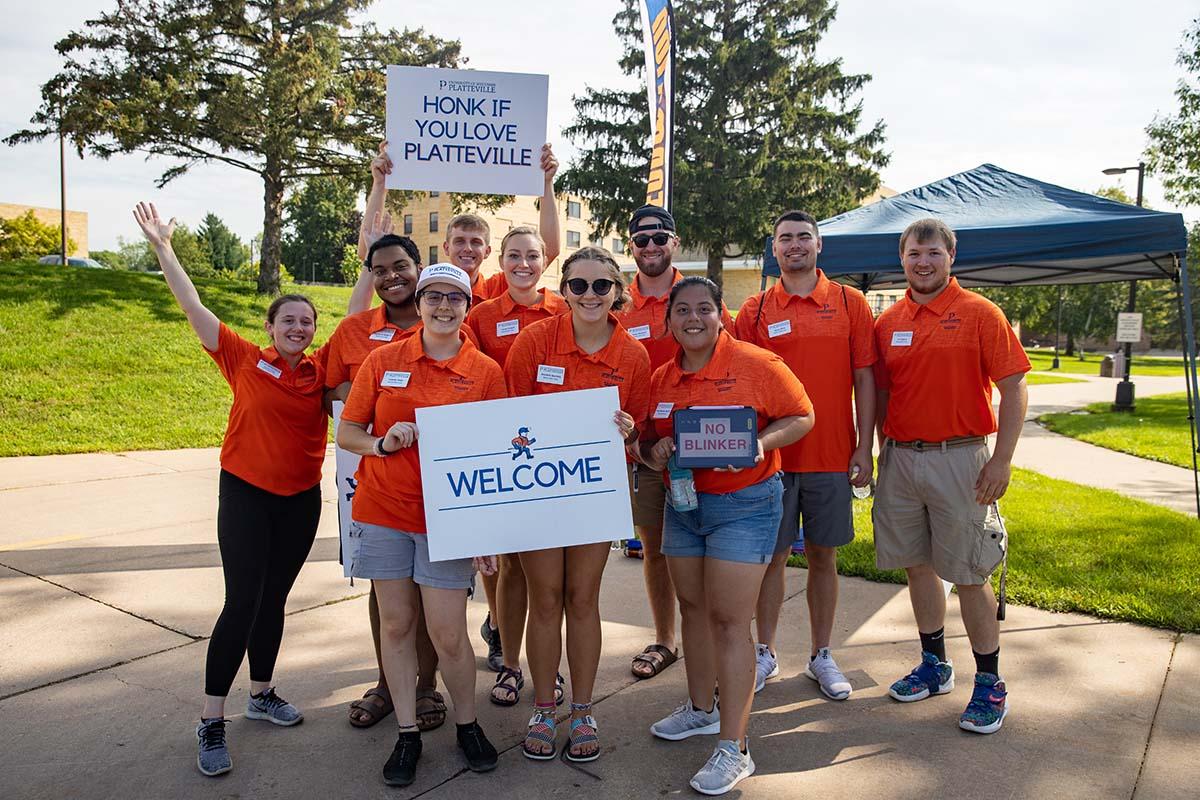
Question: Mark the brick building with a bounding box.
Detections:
[0,203,89,256]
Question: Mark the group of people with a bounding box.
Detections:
[133,139,1029,797]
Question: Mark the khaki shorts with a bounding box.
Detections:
[872,441,1006,585]
[626,463,667,529]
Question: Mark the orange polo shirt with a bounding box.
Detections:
[325,305,478,388]
[874,278,1030,442]
[466,289,568,367]
[735,271,876,473]
[205,323,328,495]
[648,331,813,495]
[342,333,506,534]
[617,269,735,370]
[505,312,652,426]
[472,270,509,306]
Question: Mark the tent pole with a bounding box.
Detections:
[1176,254,1200,519]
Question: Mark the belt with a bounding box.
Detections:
[886,435,986,452]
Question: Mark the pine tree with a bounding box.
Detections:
[196,214,247,271]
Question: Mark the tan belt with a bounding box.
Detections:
[886,435,986,452]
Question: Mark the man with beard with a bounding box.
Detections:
[617,204,732,682]
[873,218,1028,735]
[735,210,875,701]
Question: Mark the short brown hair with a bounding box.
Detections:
[446,213,491,242]
[899,218,956,255]
[560,246,628,312]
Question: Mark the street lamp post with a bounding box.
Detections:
[1102,162,1145,411]
[1052,285,1063,369]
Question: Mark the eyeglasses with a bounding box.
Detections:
[565,278,616,296]
[418,290,469,307]
[631,232,672,248]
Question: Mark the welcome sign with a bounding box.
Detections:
[385,65,549,196]
[416,387,633,561]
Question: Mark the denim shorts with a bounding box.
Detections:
[348,520,476,591]
[662,473,785,564]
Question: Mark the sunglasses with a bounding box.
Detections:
[565,278,617,296]
[418,290,469,307]
[631,232,672,248]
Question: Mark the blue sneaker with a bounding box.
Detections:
[245,687,303,726]
[195,718,232,776]
[889,651,954,702]
[959,672,1009,734]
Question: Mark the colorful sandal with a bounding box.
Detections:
[566,702,600,763]
[523,704,557,760]
[490,666,524,707]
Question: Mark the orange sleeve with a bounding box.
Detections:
[342,350,381,425]
[762,354,813,419]
[205,323,260,387]
[720,302,736,334]
[873,321,892,391]
[324,328,350,388]
[310,340,331,371]
[981,304,1032,382]
[465,312,485,347]
[504,327,539,397]
[624,345,652,422]
[462,323,481,347]
[849,292,878,369]
[734,294,762,344]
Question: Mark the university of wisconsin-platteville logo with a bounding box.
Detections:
[510,427,536,460]
[940,311,963,330]
[817,302,837,320]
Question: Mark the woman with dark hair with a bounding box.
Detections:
[504,246,651,762]
[640,276,814,796]
[133,202,328,779]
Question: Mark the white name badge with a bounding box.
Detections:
[891,331,914,347]
[256,359,282,379]
[536,364,565,385]
[653,402,674,419]
[628,324,652,341]
[767,320,792,338]
[369,328,397,342]
[381,371,411,388]
[496,319,520,337]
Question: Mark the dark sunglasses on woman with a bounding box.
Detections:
[631,232,672,248]
[565,278,617,296]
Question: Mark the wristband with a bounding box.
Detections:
[374,437,392,457]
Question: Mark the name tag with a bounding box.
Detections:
[369,328,396,342]
[496,319,520,337]
[628,324,651,341]
[256,359,282,379]
[767,320,792,338]
[381,371,411,388]
[653,402,674,419]
[891,331,914,347]
[536,364,565,385]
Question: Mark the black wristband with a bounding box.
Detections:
[374,437,392,457]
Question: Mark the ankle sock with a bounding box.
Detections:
[973,647,1000,676]
[919,628,947,662]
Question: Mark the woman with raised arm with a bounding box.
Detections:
[133,202,328,779]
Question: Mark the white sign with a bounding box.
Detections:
[416,387,632,561]
[1116,312,1143,343]
[385,66,549,196]
[332,402,363,579]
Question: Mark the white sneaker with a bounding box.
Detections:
[753,643,779,694]
[689,740,755,795]
[650,699,720,741]
[804,647,852,700]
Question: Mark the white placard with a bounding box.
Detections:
[332,402,363,579]
[1116,312,1143,343]
[385,66,549,196]
[416,387,632,561]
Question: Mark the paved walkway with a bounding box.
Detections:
[0,376,1196,799]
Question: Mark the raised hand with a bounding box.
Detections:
[540,143,558,183]
[132,202,176,248]
[364,211,395,248]
[371,140,393,185]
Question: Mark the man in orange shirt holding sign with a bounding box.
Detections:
[873,218,1029,735]
[736,210,876,702]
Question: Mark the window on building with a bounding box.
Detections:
[403,214,413,235]
[429,246,439,266]
[567,200,581,219]
[612,237,623,253]
[429,212,439,232]
[430,191,440,197]
[567,230,581,248]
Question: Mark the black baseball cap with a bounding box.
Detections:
[628,204,676,233]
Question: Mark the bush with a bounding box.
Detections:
[0,211,77,261]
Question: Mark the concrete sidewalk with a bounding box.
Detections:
[0,443,1196,799]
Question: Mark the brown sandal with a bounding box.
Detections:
[415,688,447,731]
[631,644,679,679]
[348,687,393,728]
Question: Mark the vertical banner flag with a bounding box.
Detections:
[640,0,676,210]
[332,401,362,579]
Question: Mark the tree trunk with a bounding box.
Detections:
[1065,330,1076,357]
[258,164,284,296]
[706,246,723,288]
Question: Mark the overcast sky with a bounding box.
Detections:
[0,0,1195,251]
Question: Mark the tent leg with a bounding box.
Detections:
[1176,256,1200,519]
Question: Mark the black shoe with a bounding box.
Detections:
[383,731,421,787]
[457,720,498,772]
[480,615,503,673]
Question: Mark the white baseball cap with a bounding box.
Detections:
[416,263,472,296]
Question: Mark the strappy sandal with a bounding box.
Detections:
[415,688,446,731]
[490,666,524,707]
[348,686,393,728]
[523,704,558,760]
[566,702,600,763]
[555,672,566,706]
[631,644,679,679]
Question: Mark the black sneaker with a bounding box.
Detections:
[480,615,503,673]
[457,720,498,772]
[383,731,422,786]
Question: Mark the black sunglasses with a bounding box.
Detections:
[566,278,616,296]
[631,231,672,248]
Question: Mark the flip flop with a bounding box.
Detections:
[631,644,679,679]
[348,687,393,728]
[415,688,447,731]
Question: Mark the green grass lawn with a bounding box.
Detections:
[1021,372,1085,386]
[1024,348,1184,377]
[1040,393,1196,469]
[788,467,1200,632]
[0,260,354,456]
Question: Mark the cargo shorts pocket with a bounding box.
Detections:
[969,506,1006,580]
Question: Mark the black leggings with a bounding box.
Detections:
[204,470,321,697]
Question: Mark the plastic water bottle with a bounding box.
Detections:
[850,466,872,500]
[667,455,698,511]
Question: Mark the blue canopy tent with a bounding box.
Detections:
[761,163,1197,515]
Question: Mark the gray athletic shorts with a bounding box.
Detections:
[628,463,667,529]
[348,519,476,591]
[773,471,854,554]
